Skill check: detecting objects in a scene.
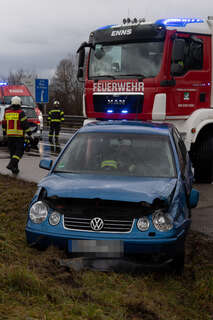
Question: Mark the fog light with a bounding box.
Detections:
[49,211,61,226]
[137,217,150,231]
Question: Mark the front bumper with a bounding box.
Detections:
[26,220,188,260]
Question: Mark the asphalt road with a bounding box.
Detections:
[0,131,213,239]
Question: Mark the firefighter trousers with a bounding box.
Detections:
[48,123,61,144]
[7,137,25,172]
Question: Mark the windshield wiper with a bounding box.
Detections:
[119,74,146,78]
[91,75,116,79]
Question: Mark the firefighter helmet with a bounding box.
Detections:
[11,96,22,106]
[53,100,60,105]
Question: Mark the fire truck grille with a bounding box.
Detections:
[93,94,143,114]
[64,216,133,233]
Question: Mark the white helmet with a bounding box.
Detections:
[53,100,60,105]
[11,96,22,106]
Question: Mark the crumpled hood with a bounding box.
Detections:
[39,173,177,204]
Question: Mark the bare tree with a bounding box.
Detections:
[8,69,37,85]
[49,54,83,115]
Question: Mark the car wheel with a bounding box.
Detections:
[194,137,213,183]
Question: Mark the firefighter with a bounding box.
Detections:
[47,100,64,145]
[2,96,32,174]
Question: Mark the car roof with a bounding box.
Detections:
[79,120,174,136]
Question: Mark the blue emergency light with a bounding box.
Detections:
[155,18,204,27]
[0,81,8,86]
[107,109,113,113]
[121,110,128,114]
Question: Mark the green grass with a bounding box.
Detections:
[0,173,213,320]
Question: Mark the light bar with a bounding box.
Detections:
[121,110,128,114]
[0,81,8,86]
[107,109,113,113]
[155,18,204,27]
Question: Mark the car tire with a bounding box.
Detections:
[194,137,213,183]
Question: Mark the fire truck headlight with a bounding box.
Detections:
[29,201,48,224]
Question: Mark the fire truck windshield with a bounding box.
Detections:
[89,41,164,79]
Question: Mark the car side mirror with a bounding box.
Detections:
[189,188,199,208]
[39,159,53,170]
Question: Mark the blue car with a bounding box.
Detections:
[26,121,199,273]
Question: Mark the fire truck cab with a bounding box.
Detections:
[77,17,213,183]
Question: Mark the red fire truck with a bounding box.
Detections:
[77,17,213,182]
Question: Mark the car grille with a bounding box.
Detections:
[93,93,143,114]
[63,216,133,233]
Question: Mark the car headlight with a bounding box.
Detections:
[29,201,48,224]
[49,211,61,226]
[152,210,173,232]
[137,217,150,231]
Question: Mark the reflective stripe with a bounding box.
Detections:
[12,155,20,160]
[101,160,117,169]
[20,116,27,122]
[25,128,31,132]
[50,119,61,122]
[61,118,64,121]
[49,109,61,113]
[7,129,24,135]
[48,134,53,137]
[5,113,19,120]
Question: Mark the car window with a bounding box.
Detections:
[55,132,177,178]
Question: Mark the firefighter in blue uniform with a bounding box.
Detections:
[2,96,32,174]
[48,100,64,145]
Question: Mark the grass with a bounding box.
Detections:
[0,173,213,320]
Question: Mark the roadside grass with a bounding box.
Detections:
[0,173,213,320]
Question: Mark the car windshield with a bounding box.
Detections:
[89,41,164,79]
[22,107,37,119]
[54,132,176,178]
[4,96,34,107]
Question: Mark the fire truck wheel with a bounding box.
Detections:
[194,137,213,183]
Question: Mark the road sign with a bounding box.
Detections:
[35,79,49,103]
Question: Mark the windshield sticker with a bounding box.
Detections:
[58,163,65,168]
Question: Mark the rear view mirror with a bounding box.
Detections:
[189,188,199,208]
[39,159,53,171]
[171,38,185,62]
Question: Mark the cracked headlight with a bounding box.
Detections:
[137,217,150,231]
[49,211,61,226]
[152,210,173,232]
[29,201,48,224]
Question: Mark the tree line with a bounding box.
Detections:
[5,54,83,115]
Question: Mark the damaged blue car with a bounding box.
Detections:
[25,121,199,273]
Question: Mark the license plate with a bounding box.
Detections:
[69,239,123,255]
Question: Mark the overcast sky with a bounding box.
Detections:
[1,0,213,80]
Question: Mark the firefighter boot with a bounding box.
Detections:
[6,160,13,171]
[11,158,19,175]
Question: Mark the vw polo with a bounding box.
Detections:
[26,121,199,273]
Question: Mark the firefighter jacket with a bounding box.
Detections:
[2,106,31,138]
[47,108,64,125]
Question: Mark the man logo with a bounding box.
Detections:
[107,99,126,105]
[111,29,132,37]
[90,217,104,231]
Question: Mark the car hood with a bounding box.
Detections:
[39,173,177,204]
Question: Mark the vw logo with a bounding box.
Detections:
[90,217,104,231]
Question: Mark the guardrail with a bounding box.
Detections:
[43,115,86,130]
